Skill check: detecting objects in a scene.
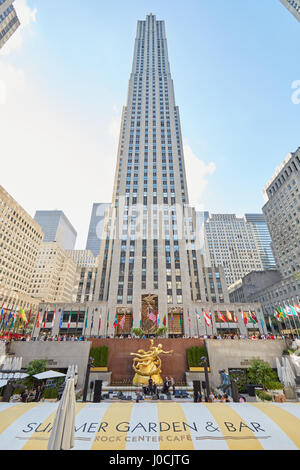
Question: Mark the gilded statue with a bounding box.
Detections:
[130,339,173,385]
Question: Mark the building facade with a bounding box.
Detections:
[280,0,300,22]
[34,210,77,251]
[0,0,20,50]
[86,203,111,257]
[29,242,77,303]
[67,250,98,303]
[0,185,43,313]
[203,213,276,288]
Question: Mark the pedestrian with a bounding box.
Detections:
[170,377,175,395]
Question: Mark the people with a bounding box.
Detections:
[162,377,170,394]
[197,390,202,402]
[170,377,175,395]
[21,388,29,403]
[34,385,43,402]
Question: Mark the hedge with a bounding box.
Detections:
[90,346,109,367]
[187,346,209,367]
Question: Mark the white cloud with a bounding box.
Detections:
[183,141,216,207]
[0,0,37,56]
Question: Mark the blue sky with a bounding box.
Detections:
[1,0,300,248]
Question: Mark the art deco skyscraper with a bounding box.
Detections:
[95,14,223,335]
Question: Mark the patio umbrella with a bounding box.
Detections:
[33,370,66,380]
[47,378,76,450]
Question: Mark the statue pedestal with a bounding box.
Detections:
[185,371,205,387]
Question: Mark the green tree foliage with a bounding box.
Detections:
[248,359,281,390]
[25,359,47,387]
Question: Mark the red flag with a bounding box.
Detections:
[43,310,47,328]
[204,311,211,327]
[36,311,40,328]
[162,314,166,326]
[26,310,31,327]
[242,311,248,325]
[98,315,102,334]
[119,314,126,329]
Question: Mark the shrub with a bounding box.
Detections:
[256,390,272,401]
[187,346,209,367]
[266,381,284,391]
[131,328,146,338]
[90,346,109,367]
[248,359,279,391]
[42,387,58,399]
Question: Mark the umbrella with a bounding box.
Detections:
[0,380,7,388]
[33,370,66,380]
[47,378,76,450]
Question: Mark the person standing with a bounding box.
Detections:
[170,377,175,395]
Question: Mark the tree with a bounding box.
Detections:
[25,359,47,387]
[247,359,280,390]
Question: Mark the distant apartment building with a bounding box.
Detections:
[204,213,276,287]
[85,203,111,257]
[230,148,300,324]
[34,210,77,251]
[0,0,20,50]
[29,242,77,303]
[280,0,300,22]
[0,185,43,311]
[66,249,98,303]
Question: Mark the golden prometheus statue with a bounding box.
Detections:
[130,339,173,386]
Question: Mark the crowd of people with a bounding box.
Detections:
[0,332,292,344]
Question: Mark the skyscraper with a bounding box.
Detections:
[34,210,77,251]
[204,213,276,287]
[0,0,20,49]
[95,14,219,333]
[280,0,300,22]
[86,203,111,257]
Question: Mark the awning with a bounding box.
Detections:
[0,402,299,450]
[33,371,66,380]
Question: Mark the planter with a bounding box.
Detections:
[91,367,108,372]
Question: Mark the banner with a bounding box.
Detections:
[0,403,299,450]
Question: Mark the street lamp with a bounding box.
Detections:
[201,356,210,400]
[83,356,94,402]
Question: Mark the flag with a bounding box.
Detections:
[59,310,64,329]
[233,312,238,323]
[106,311,109,329]
[188,310,191,324]
[36,311,40,328]
[268,316,272,329]
[276,307,287,319]
[294,302,300,313]
[98,315,102,334]
[147,308,157,323]
[290,305,298,317]
[26,310,31,327]
[260,318,264,329]
[242,311,248,325]
[171,312,174,329]
[140,312,142,328]
[67,310,72,330]
[218,311,226,323]
[226,309,233,322]
[204,311,211,327]
[52,309,56,328]
[249,311,257,325]
[85,308,88,329]
[162,314,166,326]
[91,310,94,330]
[156,311,160,326]
[19,307,28,324]
[43,310,48,328]
[113,313,119,329]
[119,314,126,329]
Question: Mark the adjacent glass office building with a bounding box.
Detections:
[280,0,300,22]
[0,0,20,49]
[34,210,77,251]
[86,203,111,257]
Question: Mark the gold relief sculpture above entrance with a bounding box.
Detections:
[130,339,173,385]
[141,294,158,334]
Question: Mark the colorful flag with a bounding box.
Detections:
[294,302,300,313]
[204,311,211,327]
[36,311,40,328]
[59,310,64,329]
[19,307,28,324]
[290,305,298,317]
[162,314,166,327]
[156,311,160,326]
[52,309,56,328]
[26,310,31,327]
[85,308,88,329]
[43,310,47,328]
[113,313,119,329]
[242,311,248,325]
[106,311,109,329]
[147,308,157,323]
[249,311,257,325]
[171,312,174,329]
[233,312,238,323]
[67,310,72,330]
[98,314,102,334]
[218,311,226,323]
[226,309,233,322]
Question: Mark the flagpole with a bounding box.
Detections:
[195,311,199,337]
[284,305,295,340]
[202,310,207,336]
